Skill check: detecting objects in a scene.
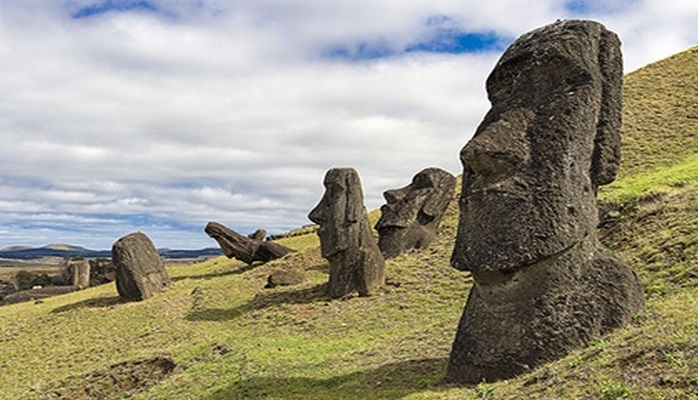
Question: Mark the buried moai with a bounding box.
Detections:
[375,167,456,259]
[205,222,295,265]
[447,20,645,383]
[112,232,171,302]
[308,168,385,298]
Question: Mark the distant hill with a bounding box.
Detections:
[157,247,222,259]
[0,245,34,252]
[0,245,222,260]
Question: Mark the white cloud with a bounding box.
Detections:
[0,0,695,249]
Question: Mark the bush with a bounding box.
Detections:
[90,258,116,285]
[13,270,36,291]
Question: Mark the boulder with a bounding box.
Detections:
[265,268,307,288]
[112,232,171,302]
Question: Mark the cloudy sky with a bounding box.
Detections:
[0,0,696,250]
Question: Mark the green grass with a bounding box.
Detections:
[600,153,698,203]
[1,46,697,399]
[618,46,698,179]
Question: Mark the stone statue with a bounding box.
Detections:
[112,232,171,302]
[308,168,385,298]
[447,20,645,383]
[248,229,267,241]
[205,222,295,265]
[375,167,456,258]
[61,258,90,288]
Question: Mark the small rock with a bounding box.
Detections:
[265,269,306,289]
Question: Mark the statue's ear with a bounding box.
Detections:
[590,29,623,187]
[423,173,456,217]
[345,170,362,223]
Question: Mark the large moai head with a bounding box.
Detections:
[308,168,366,259]
[375,167,456,258]
[447,20,643,384]
[451,19,623,272]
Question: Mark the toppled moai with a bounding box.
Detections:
[112,232,171,302]
[248,229,267,241]
[375,167,456,258]
[308,168,385,298]
[447,20,645,384]
[205,222,295,265]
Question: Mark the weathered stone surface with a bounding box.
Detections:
[112,232,171,302]
[62,258,90,288]
[248,229,267,241]
[205,222,295,265]
[265,268,307,288]
[375,167,456,258]
[447,20,644,384]
[308,168,385,298]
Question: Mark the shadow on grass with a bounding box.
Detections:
[50,295,123,314]
[186,284,331,322]
[171,262,260,281]
[205,357,454,400]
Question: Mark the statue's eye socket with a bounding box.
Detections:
[327,182,345,194]
[412,175,434,189]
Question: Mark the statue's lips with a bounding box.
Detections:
[376,223,408,230]
[375,210,409,228]
[375,214,410,230]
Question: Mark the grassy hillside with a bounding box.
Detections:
[1,46,697,400]
[616,46,698,179]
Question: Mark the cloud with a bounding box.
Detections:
[0,0,696,249]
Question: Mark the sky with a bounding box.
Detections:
[0,0,696,250]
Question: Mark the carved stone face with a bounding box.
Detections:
[451,21,622,272]
[375,167,455,258]
[308,168,363,258]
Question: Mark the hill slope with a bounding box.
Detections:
[618,46,698,178]
[0,47,697,400]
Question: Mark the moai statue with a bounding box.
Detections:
[248,229,267,241]
[308,168,385,298]
[112,232,171,302]
[62,258,91,288]
[205,222,295,265]
[447,20,645,383]
[375,167,456,258]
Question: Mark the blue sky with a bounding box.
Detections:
[0,0,696,249]
[72,0,159,18]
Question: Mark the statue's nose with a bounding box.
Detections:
[461,122,529,178]
[461,135,510,177]
[308,200,327,224]
[383,187,409,204]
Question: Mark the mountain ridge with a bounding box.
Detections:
[0,244,222,260]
